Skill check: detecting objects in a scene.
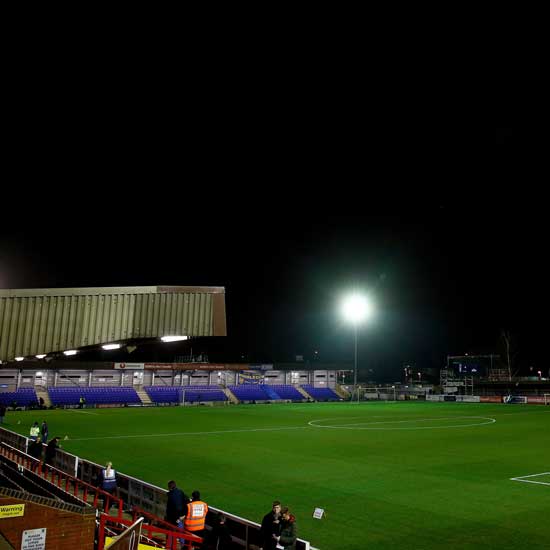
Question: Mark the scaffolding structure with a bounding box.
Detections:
[440,369,474,395]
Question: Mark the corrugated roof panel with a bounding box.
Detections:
[0,286,226,362]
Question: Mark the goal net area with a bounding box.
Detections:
[503,395,528,404]
[360,387,423,401]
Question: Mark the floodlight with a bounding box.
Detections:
[102,344,122,350]
[15,357,24,362]
[340,292,375,403]
[161,336,188,343]
[341,294,373,325]
[36,354,47,359]
[63,350,78,356]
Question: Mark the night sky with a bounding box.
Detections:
[2,125,542,382]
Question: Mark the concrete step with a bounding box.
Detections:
[135,390,153,405]
[35,386,52,408]
[296,386,313,399]
[222,387,239,404]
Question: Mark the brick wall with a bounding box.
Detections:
[0,495,95,550]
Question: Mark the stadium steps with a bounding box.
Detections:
[0,530,15,550]
[262,385,281,400]
[296,386,313,399]
[35,386,52,408]
[135,389,153,405]
[222,387,239,404]
[333,384,350,399]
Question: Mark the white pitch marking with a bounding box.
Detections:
[67,425,310,442]
[510,472,550,487]
[308,416,496,430]
[67,410,101,415]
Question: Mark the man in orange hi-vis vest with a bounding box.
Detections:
[182,490,208,541]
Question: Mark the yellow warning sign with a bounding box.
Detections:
[0,504,25,518]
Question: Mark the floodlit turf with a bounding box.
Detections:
[5,402,550,550]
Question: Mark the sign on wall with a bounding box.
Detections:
[114,363,145,370]
[22,528,46,550]
[0,503,25,518]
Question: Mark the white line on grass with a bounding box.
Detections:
[67,410,101,415]
[308,416,496,430]
[510,472,550,486]
[67,425,310,441]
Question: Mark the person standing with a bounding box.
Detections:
[99,461,118,512]
[41,420,49,444]
[28,437,43,461]
[79,396,85,409]
[260,500,282,550]
[44,436,60,471]
[208,514,232,549]
[182,490,208,542]
[0,404,6,424]
[274,508,297,550]
[165,480,189,526]
[29,421,40,441]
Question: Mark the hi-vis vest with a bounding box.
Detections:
[102,468,117,491]
[184,500,208,531]
[30,426,40,439]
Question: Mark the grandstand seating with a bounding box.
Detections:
[228,384,271,401]
[48,387,141,406]
[144,386,180,404]
[144,385,227,404]
[266,385,304,401]
[0,388,38,407]
[301,385,340,401]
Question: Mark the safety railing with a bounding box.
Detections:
[129,505,204,549]
[98,513,203,550]
[0,442,124,520]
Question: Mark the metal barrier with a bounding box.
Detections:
[0,442,124,520]
[0,426,28,452]
[98,513,202,550]
[1,427,313,549]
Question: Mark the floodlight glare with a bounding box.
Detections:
[15,357,24,362]
[341,294,373,324]
[340,292,375,403]
[161,336,188,343]
[63,350,78,356]
[36,354,47,359]
[102,344,122,350]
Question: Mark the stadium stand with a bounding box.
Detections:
[48,387,141,406]
[144,385,227,404]
[266,384,304,401]
[144,386,180,404]
[301,384,340,401]
[0,388,38,407]
[228,384,271,401]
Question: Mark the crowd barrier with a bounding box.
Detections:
[0,426,313,549]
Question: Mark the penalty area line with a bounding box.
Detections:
[67,425,310,441]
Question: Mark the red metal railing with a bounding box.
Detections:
[129,505,204,548]
[98,513,203,550]
[0,442,124,520]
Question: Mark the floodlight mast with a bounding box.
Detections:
[341,293,373,403]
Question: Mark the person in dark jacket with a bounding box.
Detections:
[275,507,297,550]
[207,514,232,550]
[0,404,6,424]
[44,436,60,471]
[165,480,189,525]
[260,500,281,550]
[41,420,49,444]
[28,437,43,461]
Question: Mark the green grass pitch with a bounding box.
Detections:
[6,402,550,549]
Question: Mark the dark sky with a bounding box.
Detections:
[1,119,542,382]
